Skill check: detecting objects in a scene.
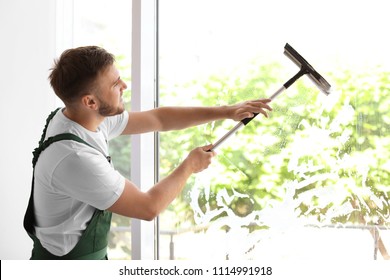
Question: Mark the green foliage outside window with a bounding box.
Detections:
[160,63,390,230]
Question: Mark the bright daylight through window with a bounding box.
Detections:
[158,0,390,260]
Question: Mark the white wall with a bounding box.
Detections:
[0,0,57,259]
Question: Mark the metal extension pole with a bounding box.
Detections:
[210,85,286,151]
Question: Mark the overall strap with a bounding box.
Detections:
[38,108,61,146]
[32,107,60,168]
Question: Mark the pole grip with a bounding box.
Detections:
[240,85,286,125]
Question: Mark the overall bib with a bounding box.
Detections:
[23,108,112,260]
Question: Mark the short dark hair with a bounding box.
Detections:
[49,46,115,104]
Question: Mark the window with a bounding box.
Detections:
[158,0,390,260]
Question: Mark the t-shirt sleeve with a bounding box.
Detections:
[103,110,129,140]
[51,147,126,210]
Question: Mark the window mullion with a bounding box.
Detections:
[130,0,157,260]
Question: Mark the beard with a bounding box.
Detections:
[97,96,125,117]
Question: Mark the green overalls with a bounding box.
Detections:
[23,108,112,260]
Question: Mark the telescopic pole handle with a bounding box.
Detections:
[208,85,286,151]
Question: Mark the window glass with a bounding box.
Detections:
[159,0,390,260]
[73,0,132,259]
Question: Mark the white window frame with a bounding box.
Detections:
[130,0,159,260]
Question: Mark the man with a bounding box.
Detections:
[24,46,272,259]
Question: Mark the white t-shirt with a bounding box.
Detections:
[33,108,128,256]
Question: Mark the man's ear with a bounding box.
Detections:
[81,94,98,110]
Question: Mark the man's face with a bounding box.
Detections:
[94,64,127,117]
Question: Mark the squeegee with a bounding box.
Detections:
[209,43,331,151]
